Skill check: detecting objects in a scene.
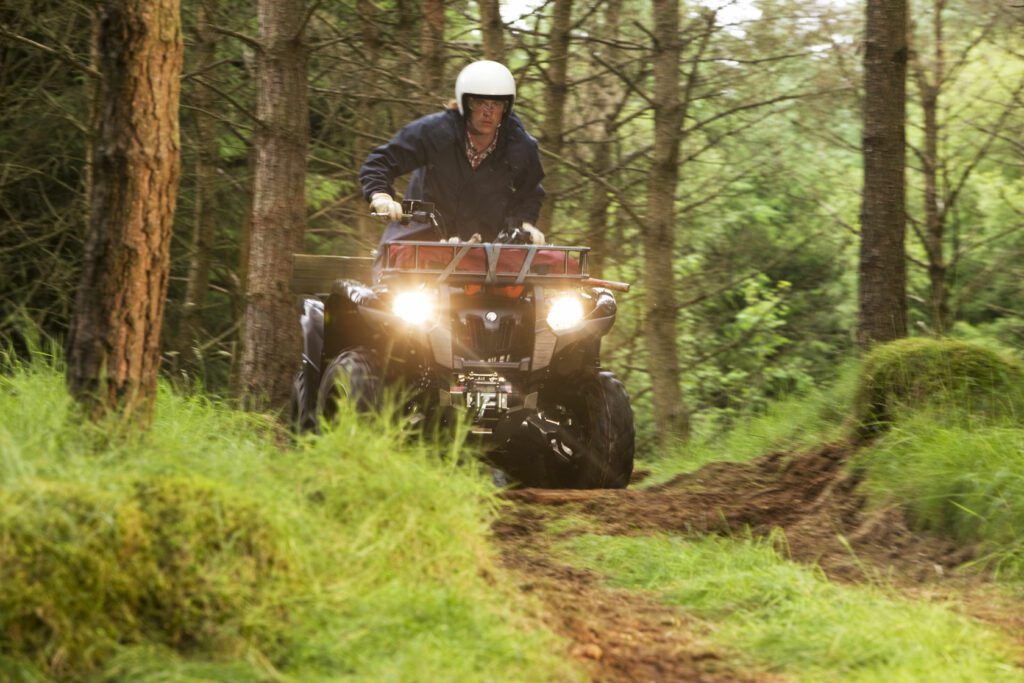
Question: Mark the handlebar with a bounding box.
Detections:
[371,199,438,227]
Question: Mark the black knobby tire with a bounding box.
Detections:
[316,347,381,424]
[543,371,635,489]
[289,366,319,433]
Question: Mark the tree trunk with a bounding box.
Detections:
[585,0,623,278]
[644,0,688,443]
[921,83,948,333]
[394,0,420,119]
[354,0,381,244]
[478,0,505,62]
[66,0,183,424]
[177,0,220,369]
[421,0,446,100]
[537,0,573,234]
[915,0,948,334]
[858,0,908,347]
[239,0,308,409]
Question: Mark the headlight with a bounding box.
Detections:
[392,290,435,326]
[546,294,585,332]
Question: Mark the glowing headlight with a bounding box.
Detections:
[546,294,585,332]
[392,290,435,326]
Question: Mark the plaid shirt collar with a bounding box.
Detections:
[465,130,498,170]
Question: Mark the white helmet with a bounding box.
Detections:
[454,60,516,116]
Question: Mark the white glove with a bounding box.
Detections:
[442,233,481,244]
[370,192,403,221]
[522,223,545,245]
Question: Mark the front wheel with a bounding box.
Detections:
[316,347,381,424]
[289,364,319,433]
[541,371,635,489]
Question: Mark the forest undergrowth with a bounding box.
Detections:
[0,351,578,682]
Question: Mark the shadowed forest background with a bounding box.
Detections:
[1,0,1021,445]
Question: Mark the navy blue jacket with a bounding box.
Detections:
[359,108,545,244]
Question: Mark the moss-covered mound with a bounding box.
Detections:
[0,476,296,680]
[854,338,1024,433]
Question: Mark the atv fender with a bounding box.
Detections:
[301,298,325,372]
[295,298,325,429]
[323,280,379,359]
[551,288,617,357]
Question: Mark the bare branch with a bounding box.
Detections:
[211,24,261,50]
[0,26,99,79]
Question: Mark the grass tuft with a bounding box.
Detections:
[0,476,296,677]
[859,418,1024,577]
[854,338,1024,435]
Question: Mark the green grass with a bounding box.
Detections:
[847,339,1024,577]
[558,532,1024,682]
[858,417,1024,577]
[0,356,577,682]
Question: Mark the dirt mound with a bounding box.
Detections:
[504,444,971,583]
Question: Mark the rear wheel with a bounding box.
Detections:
[316,347,381,424]
[540,371,634,488]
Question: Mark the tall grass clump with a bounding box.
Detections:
[854,338,1024,435]
[0,357,575,682]
[560,532,1023,682]
[859,419,1024,577]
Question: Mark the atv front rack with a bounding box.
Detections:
[289,243,630,296]
[381,241,589,287]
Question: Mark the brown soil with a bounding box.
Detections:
[493,443,1013,681]
[503,444,970,582]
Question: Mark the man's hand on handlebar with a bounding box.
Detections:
[496,223,545,245]
[370,192,403,221]
[521,223,545,245]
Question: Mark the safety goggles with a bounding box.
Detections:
[467,96,508,113]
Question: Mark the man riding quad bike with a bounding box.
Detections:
[288,60,634,488]
[289,205,634,489]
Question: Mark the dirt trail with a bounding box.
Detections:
[496,506,779,682]
[493,444,1001,681]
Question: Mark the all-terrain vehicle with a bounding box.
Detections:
[289,203,634,488]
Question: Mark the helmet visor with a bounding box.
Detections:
[466,96,510,113]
